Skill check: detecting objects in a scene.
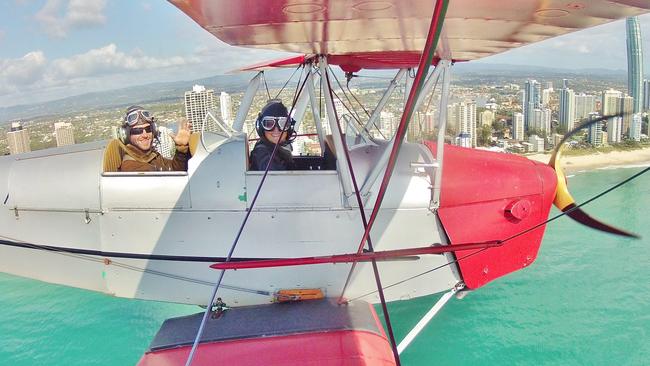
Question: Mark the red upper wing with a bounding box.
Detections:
[170,0,649,68]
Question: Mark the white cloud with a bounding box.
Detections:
[48,43,197,80]
[35,0,107,38]
[0,51,48,94]
[0,44,200,102]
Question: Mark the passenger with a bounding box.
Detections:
[117,105,191,172]
[249,100,296,171]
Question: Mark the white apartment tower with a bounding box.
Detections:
[7,122,31,155]
[607,116,623,144]
[619,95,634,136]
[54,122,75,147]
[185,85,217,133]
[559,88,575,132]
[630,113,642,141]
[453,101,477,148]
[574,94,596,122]
[587,113,604,146]
[601,89,623,116]
[513,112,524,141]
[523,79,541,130]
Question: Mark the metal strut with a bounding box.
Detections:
[396,284,464,354]
[322,58,402,366]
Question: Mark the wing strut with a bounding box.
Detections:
[332,0,450,363]
[338,0,450,299]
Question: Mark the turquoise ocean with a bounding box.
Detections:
[1,166,649,365]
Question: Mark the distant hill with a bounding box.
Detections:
[453,62,626,78]
[0,71,290,124]
[0,63,628,124]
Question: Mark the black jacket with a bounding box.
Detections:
[249,140,295,171]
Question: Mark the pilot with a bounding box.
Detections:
[249,100,296,171]
[117,105,192,172]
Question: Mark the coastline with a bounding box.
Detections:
[524,147,650,174]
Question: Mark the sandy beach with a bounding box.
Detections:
[525,147,650,173]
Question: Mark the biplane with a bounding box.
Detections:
[0,1,647,365]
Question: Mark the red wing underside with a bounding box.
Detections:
[170,0,649,69]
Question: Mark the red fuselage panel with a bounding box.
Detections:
[426,143,557,289]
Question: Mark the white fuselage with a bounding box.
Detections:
[0,133,460,306]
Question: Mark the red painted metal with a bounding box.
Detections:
[235,53,458,73]
[169,1,650,63]
[237,55,309,72]
[426,143,557,289]
[211,241,503,270]
[138,330,395,366]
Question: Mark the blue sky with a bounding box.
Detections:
[0,1,648,108]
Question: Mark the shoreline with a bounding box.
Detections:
[524,147,650,174]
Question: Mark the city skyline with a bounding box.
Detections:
[0,2,649,109]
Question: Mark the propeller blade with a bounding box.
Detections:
[548,115,639,238]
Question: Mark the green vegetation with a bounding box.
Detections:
[562,140,650,156]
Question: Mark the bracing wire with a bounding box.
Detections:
[328,66,387,140]
[0,236,269,295]
[273,65,303,101]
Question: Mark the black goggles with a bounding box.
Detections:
[130,125,153,135]
[126,109,153,126]
[260,116,289,131]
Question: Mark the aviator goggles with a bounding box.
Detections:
[260,116,289,131]
[130,125,153,135]
[126,109,153,126]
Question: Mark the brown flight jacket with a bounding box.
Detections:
[117,141,189,172]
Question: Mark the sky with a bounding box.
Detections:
[0,1,649,108]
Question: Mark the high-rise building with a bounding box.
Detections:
[541,88,553,107]
[574,94,596,122]
[54,122,75,147]
[450,101,477,147]
[619,95,634,135]
[587,113,604,146]
[607,116,623,144]
[479,110,494,127]
[601,89,623,116]
[562,79,569,89]
[559,88,575,132]
[513,112,524,141]
[630,113,642,141]
[532,108,551,134]
[220,92,233,125]
[184,85,217,133]
[626,17,644,114]
[7,122,31,154]
[643,79,650,111]
[544,81,554,91]
[523,79,541,130]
